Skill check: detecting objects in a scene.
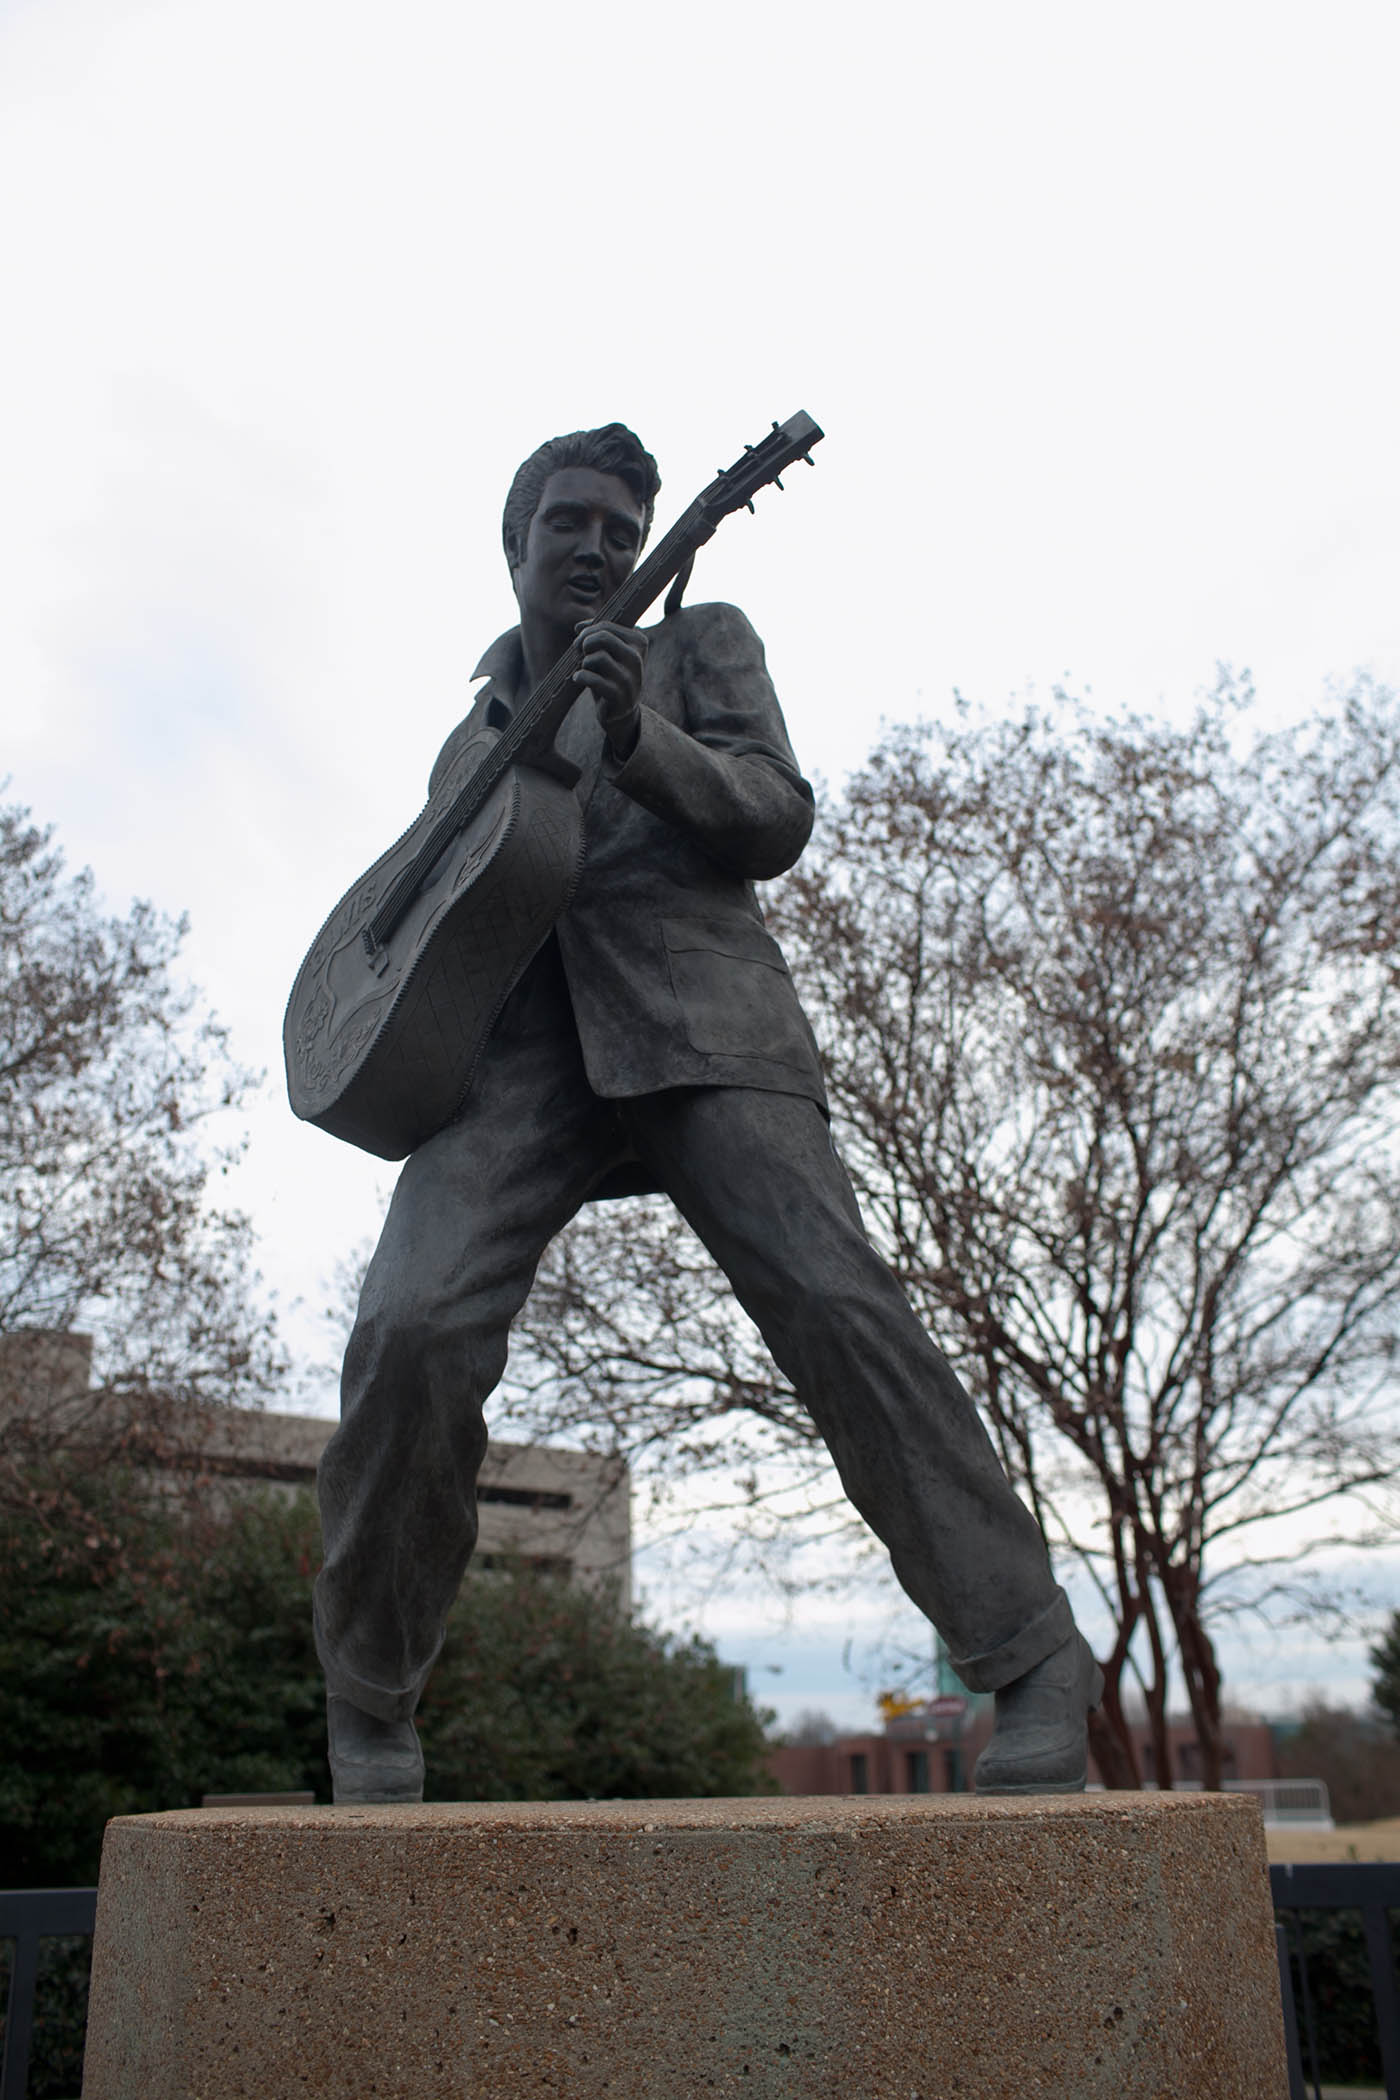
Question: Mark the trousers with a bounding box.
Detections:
[314,963,1072,1722]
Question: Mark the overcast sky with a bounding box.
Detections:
[5,0,1399,1723]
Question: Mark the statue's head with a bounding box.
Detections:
[502,423,660,576]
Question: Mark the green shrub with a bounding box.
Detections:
[0,1475,328,1885]
[1,1464,772,1889]
[420,1564,774,1804]
[1278,1905,1400,2088]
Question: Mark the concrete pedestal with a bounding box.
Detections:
[82,1793,1287,2099]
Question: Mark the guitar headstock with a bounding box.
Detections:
[700,410,825,521]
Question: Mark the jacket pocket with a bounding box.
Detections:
[662,916,818,1068]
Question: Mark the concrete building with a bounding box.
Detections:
[1,1329,631,1607]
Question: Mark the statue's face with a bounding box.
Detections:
[512,467,645,637]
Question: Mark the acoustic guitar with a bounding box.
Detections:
[283,411,824,1160]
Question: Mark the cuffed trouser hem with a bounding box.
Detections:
[949,1586,1076,1694]
[314,1596,438,1724]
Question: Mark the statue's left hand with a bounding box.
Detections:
[575,621,649,761]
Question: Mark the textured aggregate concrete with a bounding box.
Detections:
[81,1792,1288,2099]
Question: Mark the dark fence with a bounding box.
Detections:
[0,1889,97,2100]
[1271,1861,1400,2099]
[4,1868,1400,2097]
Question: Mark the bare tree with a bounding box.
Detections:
[0,800,282,1509]
[494,677,1400,1788]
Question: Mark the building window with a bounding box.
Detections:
[477,1485,573,1510]
[474,1552,572,1579]
[942,1746,966,1794]
[849,1753,869,1795]
[906,1749,930,1794]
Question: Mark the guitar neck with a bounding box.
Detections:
[497,498,712,762]
[364,505,711,954]
[364,411,822,956]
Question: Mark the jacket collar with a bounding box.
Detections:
[470,627,526,711]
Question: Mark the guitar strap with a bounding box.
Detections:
[662,552,695,618]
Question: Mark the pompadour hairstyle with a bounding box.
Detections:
[502,423,661,572]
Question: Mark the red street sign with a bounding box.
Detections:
[928,1695,967,1718]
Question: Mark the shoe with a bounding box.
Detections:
[327,1695,425,1804]
[973,1632,1104,1794]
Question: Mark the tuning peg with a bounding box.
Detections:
[773,475,785,491]
[802,453,815,466]
[746,499,756,514]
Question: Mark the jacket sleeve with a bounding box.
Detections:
[602,602,815,880]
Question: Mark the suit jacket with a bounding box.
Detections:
[428,600,827,1114]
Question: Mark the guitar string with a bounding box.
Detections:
[364,507,704,949]
[365,436,797,950]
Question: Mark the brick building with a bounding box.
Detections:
[767,1699,1279,1796]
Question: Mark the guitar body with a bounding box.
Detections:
[283,729,584,1159]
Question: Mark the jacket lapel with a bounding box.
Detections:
[471,625,608,806]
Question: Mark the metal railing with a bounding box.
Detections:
[1237,1779,1333,1826]
[0,1887,97,2100]
[1272,1861,1400,2099]
[1144,1777,1335,1825]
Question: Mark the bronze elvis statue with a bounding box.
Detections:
[300,419,1102,1800]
